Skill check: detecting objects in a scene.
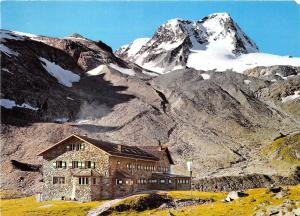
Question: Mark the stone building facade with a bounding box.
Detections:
[38,134,190,201]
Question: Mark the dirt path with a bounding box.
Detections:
[86,190,164,216]
[86,197,125,216]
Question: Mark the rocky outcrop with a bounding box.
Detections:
[193,174,299,192]
[244,65,300,81]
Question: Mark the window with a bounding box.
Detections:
[78,161,84,169]
[160,179,165,184]
[79,177,89,185]
[53,177,65,184]
[71,161,78,168]
[67,143,85,151]
[53,161,66,169]
[92,177,97,185]
[85,161,91,168]
[126,180,133,185]
[80,143,85,150]
[117,161,120,165]
[116,179,123,185]
[169,179,172,184]
[126,164,129,169]
[149,179,157,184]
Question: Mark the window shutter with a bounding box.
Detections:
[52,161,57,168]
[66,145,70,150]
[92,162,95,169]
[80,143,85,150]
[62,161,66,168]
[69,162,72,168]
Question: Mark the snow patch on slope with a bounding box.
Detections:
[108,64,136,76]
[0,44,19,57]
[1,30,38,42]
[244,80,251,85]
[0,99,39,110]
[86,65,106,76]
[11,31,38,38]
[201,73,211,80]
[39,57,80,87]
[1,68,13,74]
[282,91,300,103]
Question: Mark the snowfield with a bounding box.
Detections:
[187,51,300,73]
[39,57,80,87]
[0,99,39,110]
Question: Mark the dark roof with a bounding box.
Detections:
[38,134,159,161]
[139,145,175,165]
[76,135,159,161]
[151,173,190,178]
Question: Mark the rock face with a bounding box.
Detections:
[0,30,158,125]
[1,28,300,194]
[244,65,300,81]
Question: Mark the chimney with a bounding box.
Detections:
[117,144,122,152]
[158,140,162,151]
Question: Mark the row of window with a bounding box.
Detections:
[52,177,98,185]
[66,143,85,151]
[115,178,190,185]
[122,162,169,172]
[52,161,95,169]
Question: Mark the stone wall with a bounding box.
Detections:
[193,174,300,192]
[41,136,110,201]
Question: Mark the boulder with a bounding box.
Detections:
[225,191,248,202]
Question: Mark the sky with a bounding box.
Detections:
[1,1,300,56]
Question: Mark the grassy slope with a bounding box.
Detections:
[1,186,299,216]
[261,133,300,174]
[0,195,103,216]
[110,185,300,216]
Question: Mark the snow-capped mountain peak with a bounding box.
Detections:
[115,12,263,73]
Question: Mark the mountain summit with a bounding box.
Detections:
[116,12,300,73]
